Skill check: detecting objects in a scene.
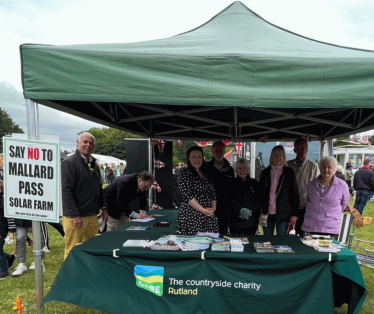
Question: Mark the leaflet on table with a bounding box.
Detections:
[131,218,155,222]
[273,245,295,253]
[300,237,342,253]
[224,236,249,244]
[197,232,220,239]
[253,242,275,253]
[153,235,214,251]
[177,241,210,251]
[211,240,230,251]
[126,226,150,231]
[156,235,215,245]
[151,214,167,218]
[313,243,342,253]
[230,239,244,252]
[123,240,148,247]
[151,242,179,250]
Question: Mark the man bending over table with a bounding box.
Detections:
[105,171,154,231]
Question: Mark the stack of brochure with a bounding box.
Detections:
[126,226,149,231]
[211,240,230,251]
[151,214,167,218]
[312,243,342,253]
[300,237,342,253]
[230,239,244,252]
[253,242,275,253]
[224,236,249,244]
[154,235,213,251]
[273,245,294,253]
[151,242,179,250]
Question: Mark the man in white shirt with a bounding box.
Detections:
[287,138,320,236]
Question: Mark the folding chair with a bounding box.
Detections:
[352,239,374,269]
[337,213,356,249]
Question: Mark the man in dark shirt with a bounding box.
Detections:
[207,141,235,234]
[61,132,108,259]
[105,171,154,231]
[353,159,374,215]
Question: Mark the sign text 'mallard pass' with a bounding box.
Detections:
[3,137,60,223]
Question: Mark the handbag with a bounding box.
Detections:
[259,214,268,228]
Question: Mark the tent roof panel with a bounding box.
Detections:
[20,1,374,141]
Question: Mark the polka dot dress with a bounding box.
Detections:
[177,167,219,234]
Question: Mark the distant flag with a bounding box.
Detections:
[157,140,165,153]
[154,160,165,169]
[151,138,158,146]
[258,135,268,143]
[281,137,290,142]
[12,295,23,314]
[286,142,293,147]
[197,140,209,147]
[176,140,182,147]
[152,181,161,193]
[360,136,372,145]
[152,203,163,210]
[302,134,311,142]
[341,136,372,145]
[235,141,244,156]
[223,140,230,146]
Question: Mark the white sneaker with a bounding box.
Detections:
[12,263,27,276]
[29,261,45,271]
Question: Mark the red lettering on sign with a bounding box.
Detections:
[27,148,40,160]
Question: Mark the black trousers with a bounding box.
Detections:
[295,208,306,237]
[229,225,258,235]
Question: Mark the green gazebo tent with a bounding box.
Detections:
[20,1,374,142]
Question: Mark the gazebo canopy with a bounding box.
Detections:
[20,1,374,141]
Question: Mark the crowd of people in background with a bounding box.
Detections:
[100,162,127,184]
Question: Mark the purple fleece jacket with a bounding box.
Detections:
[302,175,350,235]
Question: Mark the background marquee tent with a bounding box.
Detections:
[20,1,374,142]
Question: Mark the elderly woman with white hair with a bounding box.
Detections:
[228,158,260,235]
[301,156,350,240]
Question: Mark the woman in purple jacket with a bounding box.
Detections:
[302,156,350,240]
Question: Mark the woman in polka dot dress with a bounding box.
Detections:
[177,146,219,234]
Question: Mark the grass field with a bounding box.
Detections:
[1,197,374,314]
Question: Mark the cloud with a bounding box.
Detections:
[0,81,105,151]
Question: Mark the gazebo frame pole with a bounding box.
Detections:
[25,99,44,314]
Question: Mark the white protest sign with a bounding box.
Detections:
[3,136,60,223]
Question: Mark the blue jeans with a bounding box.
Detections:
[0,234,11,275]
[263,214,289,236]
[353,189,371,215]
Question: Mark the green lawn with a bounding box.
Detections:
[1,197,374,313]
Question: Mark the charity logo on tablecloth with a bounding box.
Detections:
[134,265,164,296]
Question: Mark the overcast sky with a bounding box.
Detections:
[1,0,374,151]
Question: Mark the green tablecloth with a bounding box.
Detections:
[43,210,366,314]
